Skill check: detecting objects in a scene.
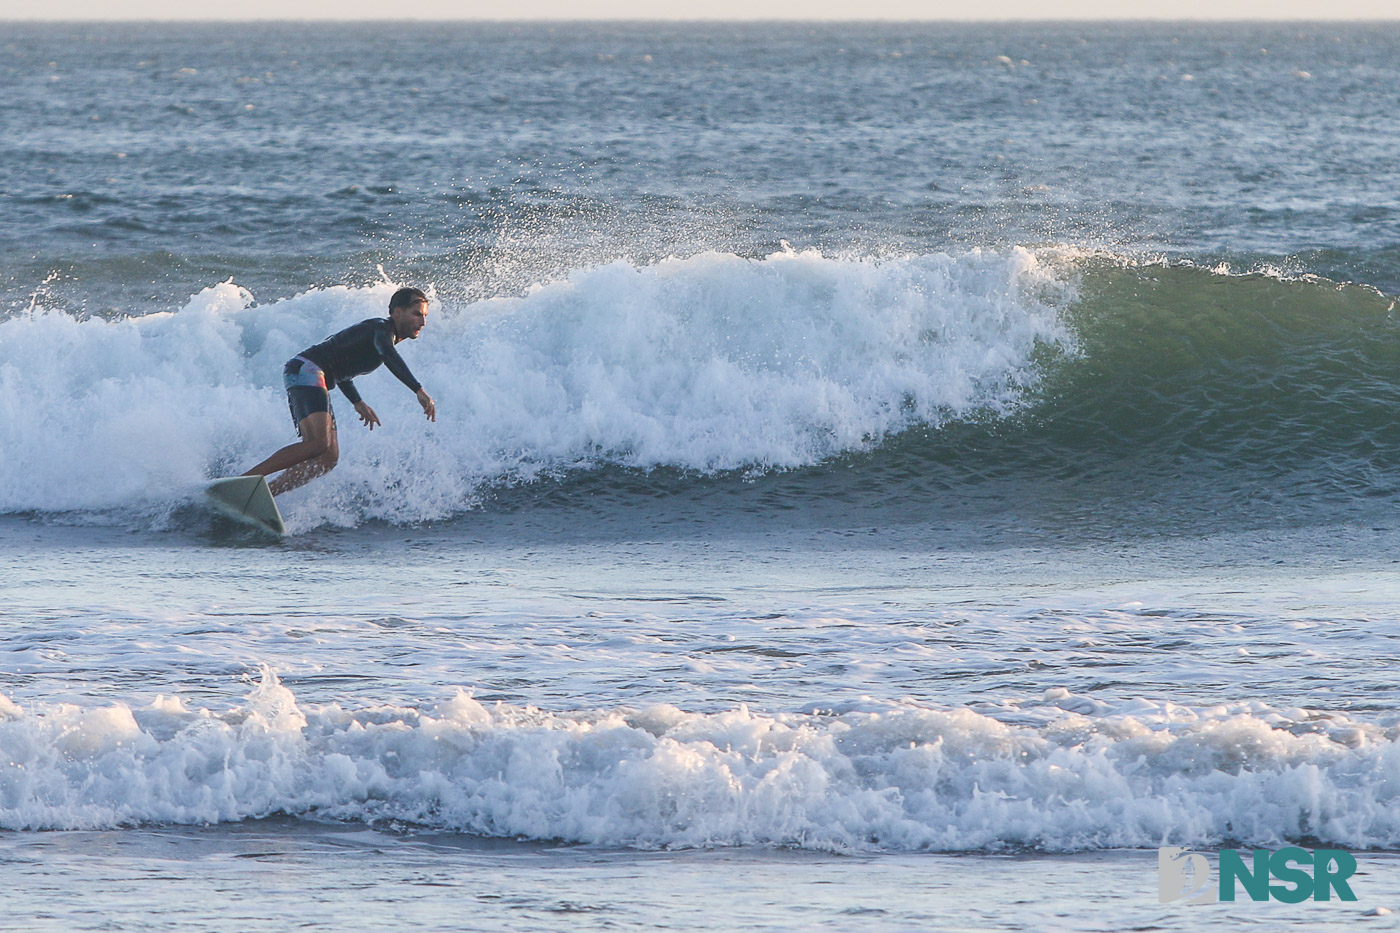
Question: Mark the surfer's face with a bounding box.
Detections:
[392,299,429,340]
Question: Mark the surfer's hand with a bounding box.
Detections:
[354,401,380,430]
[417,389,436,422]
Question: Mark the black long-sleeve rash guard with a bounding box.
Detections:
[298,318,422,406]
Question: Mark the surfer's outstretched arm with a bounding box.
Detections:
[415,388,436,421]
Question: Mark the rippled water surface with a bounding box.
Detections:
[5,20,1400,931]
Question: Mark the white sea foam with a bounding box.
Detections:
[2,670,1396,851]
[0,248,1074,527]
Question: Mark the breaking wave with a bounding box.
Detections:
[2,670,1396,852]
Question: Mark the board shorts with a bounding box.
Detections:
[283,356,335,437]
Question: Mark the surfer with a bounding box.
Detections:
[243,287,437,496]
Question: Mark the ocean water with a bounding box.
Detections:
[4,20,1400,931]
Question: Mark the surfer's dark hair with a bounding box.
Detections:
[389,287,427,311]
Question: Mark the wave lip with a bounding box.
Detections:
[2,672,1396,852]
[465,246,1073,475]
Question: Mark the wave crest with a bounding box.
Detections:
[0,248,1074,526]
[2,671,1395,851]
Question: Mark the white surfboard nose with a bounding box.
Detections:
[205,476,286,537]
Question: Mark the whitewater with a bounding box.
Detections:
[7,667,1400,851]
[0,248,1073,525]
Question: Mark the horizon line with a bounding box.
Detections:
[3,15,1400,22]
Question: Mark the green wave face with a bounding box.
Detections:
[1051,263,1400,461]
[892,263,1400,535]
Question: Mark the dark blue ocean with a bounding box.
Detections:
[3,22,1400,931]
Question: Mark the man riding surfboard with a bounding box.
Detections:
[243,287,436,496]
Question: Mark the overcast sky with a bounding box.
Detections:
[2,0,1398,20]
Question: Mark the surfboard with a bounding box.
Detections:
[205,476,286,536]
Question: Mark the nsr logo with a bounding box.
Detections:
[1159,847,1359,904]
